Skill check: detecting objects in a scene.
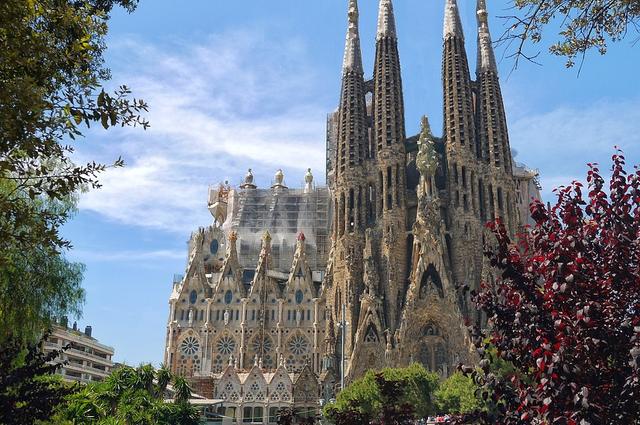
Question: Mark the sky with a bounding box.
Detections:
[62,0,640,366]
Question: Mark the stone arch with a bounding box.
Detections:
[284,332,311,373]
[176,333,202,377]
[211,333,238,373]
[363,322,380,344]
[419,264,444,298]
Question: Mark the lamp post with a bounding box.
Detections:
[339,303,347,391]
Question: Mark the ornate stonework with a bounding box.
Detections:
[164,0,541,409]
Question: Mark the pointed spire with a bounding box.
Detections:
[476,0,497,72]
[342,0,363,73]
[377,0,397,40]
[443,0,464,40]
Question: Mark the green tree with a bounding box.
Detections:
[0,187,85,343]
[53,364,200,425]
[0,0,147,344]
[435,373,482,415]
[0,334,78,425]
[503,0,640,68]
[324,364,440,423]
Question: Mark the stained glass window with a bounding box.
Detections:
[295,289,304,304]
[189,290,197,304]
[180,336,200,356]
[224,290,233,304]
[210,239,219,255]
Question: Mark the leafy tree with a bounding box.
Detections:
[435,372,482,415]
[324,363,439,424]
[466,152,640,423]
[53,364,200,425]
[0,334,77,425]
[0,0,147,344]
[0,188,85,344]
[502,0,640,68]
[0,0,148,262]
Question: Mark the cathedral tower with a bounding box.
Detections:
[372,0,407,333]
[330,0,368,370]
[475,0,518,231]
[442,0,483,315]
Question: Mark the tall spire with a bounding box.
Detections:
[342,0,363,73]
[373,0,407,334]
[476,0,497,72]
[443,0,464,40]
[377,0,397,40]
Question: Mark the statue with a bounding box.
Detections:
[223,309,230,326]
[188,309,194,326]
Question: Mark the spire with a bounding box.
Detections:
[443,0,464,40]
[476,0,497,72]
[342,0,363,73]
[377,0,397,40]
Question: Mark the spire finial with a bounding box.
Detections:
[443,0,464,40]
[377,0,397,40]
[342,0,363,73]
[476,0,497,72]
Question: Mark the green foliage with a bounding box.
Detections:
[504,0,640,68]
[324,363,440,422]
[52,364,201,425]
[0,0,147,345]
[434,373,482,415]
[0,335,78,425]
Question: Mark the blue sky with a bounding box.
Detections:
[62,0,640,366]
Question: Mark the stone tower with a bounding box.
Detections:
[441,0,484,319]
[372,0,408,333]
[329,0,368,368]
[475,0,518,234]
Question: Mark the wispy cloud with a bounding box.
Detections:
[510,97,640,200]
[70,249,185,262]
[75,30,330,234]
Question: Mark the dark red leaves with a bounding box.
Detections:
[468,152,640,424]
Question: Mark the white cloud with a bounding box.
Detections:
[76,30,329,234]
[510,98,640,200]
[70,249,185,262]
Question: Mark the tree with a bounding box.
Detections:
[53,364,201,425]
[324,364,440,424]
[0,0,147,345]
[0,0,148,262]
[467,151,640,423]
[0,334,77,425]
[0,190,85,344]
[435,372,483,415]
[501,0,640,68]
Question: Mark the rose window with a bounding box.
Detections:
[288,335,309,356]
[180,336,200,356]
[217,336,236,356]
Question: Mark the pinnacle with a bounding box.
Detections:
[476,0,497,72]
[342,0,363,73]
[377,0,397,40]
[443,0,464,40]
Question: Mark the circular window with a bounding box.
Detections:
[295,289,304,304]
[189,290,197,304]
[180,336,200,356]
[217,336,236,356]
[224,290,233,305]
[288,335,309,356]
[210,239,219,255]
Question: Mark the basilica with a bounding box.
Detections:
[163,0,541,414]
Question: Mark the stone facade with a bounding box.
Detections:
[164,0,541,405]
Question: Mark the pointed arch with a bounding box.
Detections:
[419,264,444,298]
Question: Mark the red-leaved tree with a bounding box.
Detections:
[467,152,640,424]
